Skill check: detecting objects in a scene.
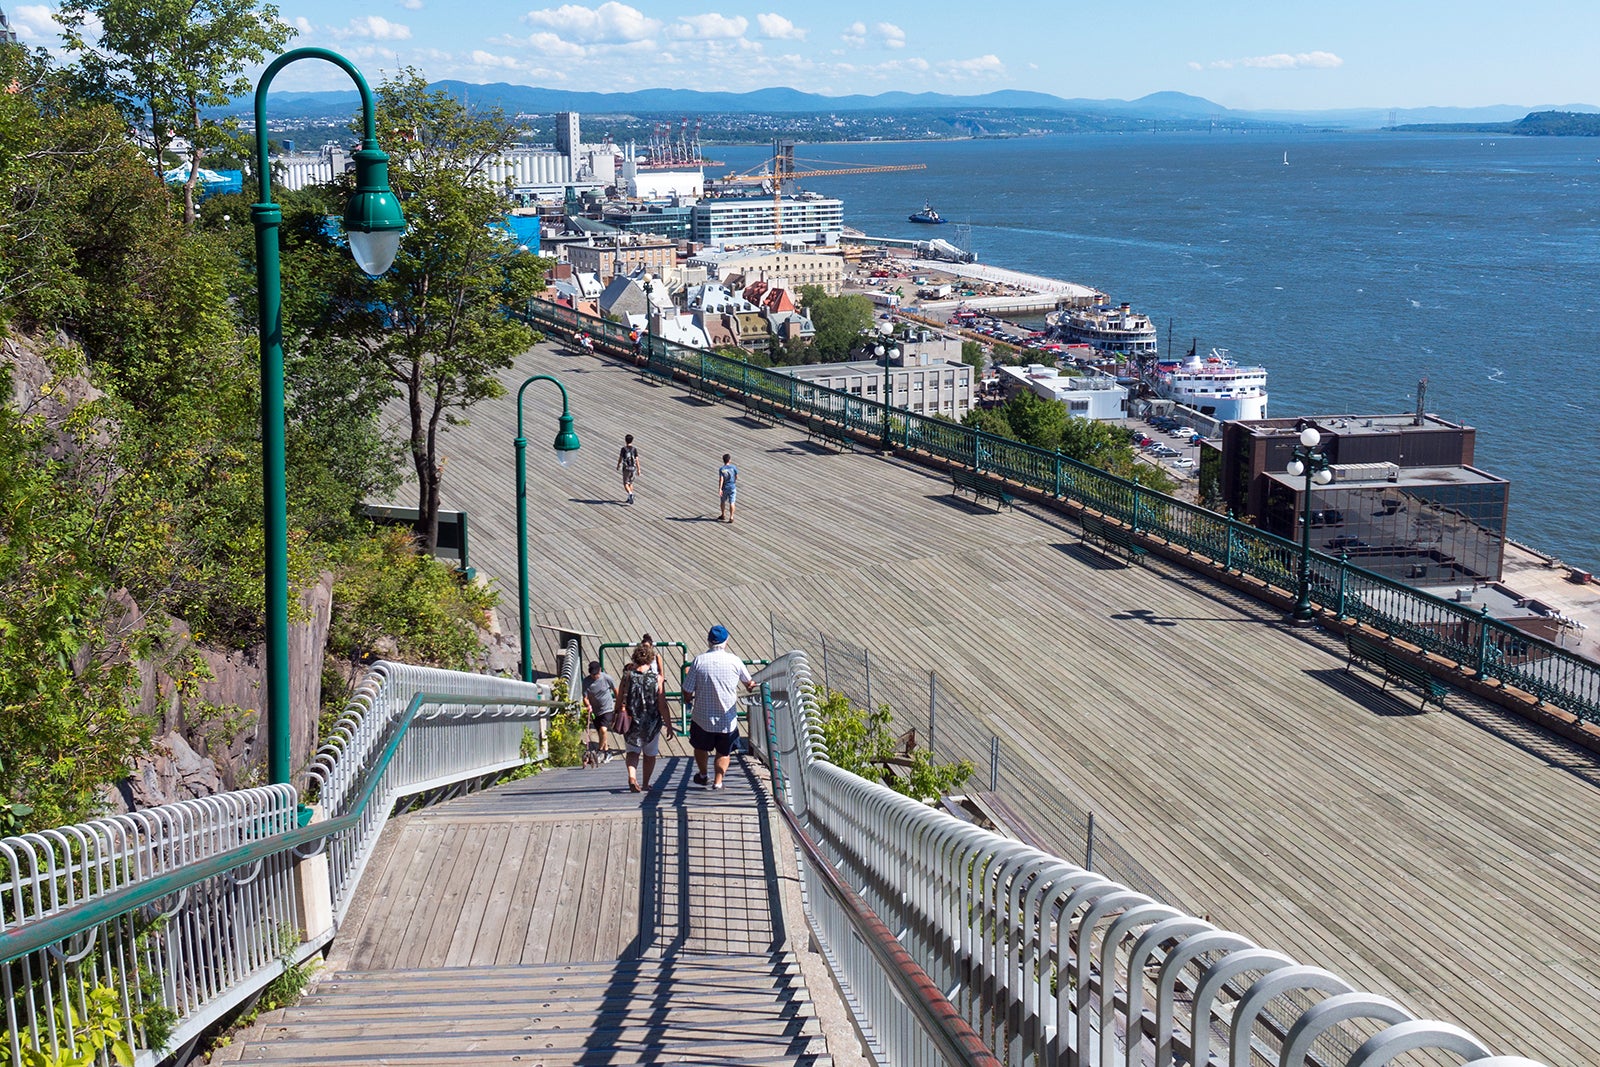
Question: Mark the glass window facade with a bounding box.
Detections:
[1281,480,1508,583]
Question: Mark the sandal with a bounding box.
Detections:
[628,780,642,792]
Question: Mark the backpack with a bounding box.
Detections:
[620,666,656,735]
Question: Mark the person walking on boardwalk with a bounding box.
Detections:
[581,660,617,763]
[617,434,641,505]
[682,624,753,790]
[717,453,738,523]
[618,637,671,793]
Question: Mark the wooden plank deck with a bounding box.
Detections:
[226,758,847,1065]
[358,339,1600,1065]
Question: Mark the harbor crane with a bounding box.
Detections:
[717,139,927,246]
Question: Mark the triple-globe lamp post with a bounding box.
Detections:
[1287,424,1335,623]
[875,319,898,449]
[514,376,581,682]
[252,48,406,786]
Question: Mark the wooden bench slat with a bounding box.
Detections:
[1081,515,1148,566]
[951,469,1013,512]
[1347,633,1448,711]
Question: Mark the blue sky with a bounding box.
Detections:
[10,0,1600,110]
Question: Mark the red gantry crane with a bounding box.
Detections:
[717,139,927,246]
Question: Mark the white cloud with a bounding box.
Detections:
[1208,51,1343,71]
[400,0,423,8]
[841,21,866,47]
[519,30,586,57]
[940,53,1003,78]
[469,49,523,69]
[671,13,748,40]
[523,2,659,43]
[11,4,66,45]
[332,15,412,40]
[876,22,905,49]
[292,16,314,33]
[756,13,804,40]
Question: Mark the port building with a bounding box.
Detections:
[1211,413,1509,584]
[689,194,844,248]
[687,248,845,296]
[997,364,1130,420]
[773,351,975,419]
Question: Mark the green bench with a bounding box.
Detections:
[806,416,843,451]
[1080,514,1148,565]
[951,468,1014,512]
[743,395,779,426]
[1346,633,1448,711]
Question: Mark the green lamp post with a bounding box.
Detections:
[514,375,581,682]
[252,48,406,786]
[877,319,896,449]
[1286,424,1334,623]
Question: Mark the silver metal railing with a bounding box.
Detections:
[750,650,1552,1067]
[1,662,560,1066]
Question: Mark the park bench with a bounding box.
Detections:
[806,416,843,451]
[951,468,1014,512]
[743,394,779,426]
[1345,633,1449,711]
[1080,514,1148,565]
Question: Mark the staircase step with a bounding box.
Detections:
[235,1029,833,1063]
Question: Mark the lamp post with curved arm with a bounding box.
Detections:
[514,375,581,682]
[1287,425,1335,623]
[253,48,406,786]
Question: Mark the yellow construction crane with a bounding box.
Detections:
[717,139,927,246]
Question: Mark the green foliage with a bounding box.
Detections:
[327,528,497,670]
[5,983,135,1067]
[811,687,973,804]
[963,393,1178,495]
[56,0,294,225]
[959,339,986,373]
[798,285,875,359]
[288,69,548,550]
[546,709,583,767]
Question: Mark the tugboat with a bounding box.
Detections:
[908,201,946,224]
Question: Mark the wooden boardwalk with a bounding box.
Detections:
[349,339,1600,1065]
[226,755,849,1064]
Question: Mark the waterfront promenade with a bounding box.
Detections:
[379,338,1600,1065]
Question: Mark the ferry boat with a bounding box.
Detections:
[908,201,946,224]
[1145,346,1269,420]
[1047,302,1159,356]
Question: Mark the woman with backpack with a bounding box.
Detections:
[618,637,670,793]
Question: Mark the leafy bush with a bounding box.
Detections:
[811,687,972,803]
[327,527,497,670]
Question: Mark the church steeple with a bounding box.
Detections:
[0,7,20,46]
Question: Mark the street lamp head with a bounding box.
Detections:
[874,344,885,357]
[1299,426,1322,449]
[1313,467,1335,486]
[878,319,894,335]
[1287,458,1306,478]
[344,142,406,276]
[552,410,580,464]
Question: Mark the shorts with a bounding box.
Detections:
[625,730,661,757]
[721,487,736,504]
[689,721,737,757]
[621,465,637,483]
[593,712,614,731]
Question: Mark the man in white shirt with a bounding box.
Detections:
[682,624,753,790]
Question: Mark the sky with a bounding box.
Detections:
[9,0,1600,111]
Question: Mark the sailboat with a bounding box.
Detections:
[1283,151,1289,166]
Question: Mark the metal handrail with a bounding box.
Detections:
[775,798,1001,1067]
[527,298,1599,726]
[2,664,556,1065]
[747,649,1551,1067]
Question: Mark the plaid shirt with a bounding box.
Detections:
[684,646,752,733]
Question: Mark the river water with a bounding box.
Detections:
[714,132,1600,570]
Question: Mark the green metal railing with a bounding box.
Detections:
[527,298,1600,726]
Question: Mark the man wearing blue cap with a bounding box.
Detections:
[682,624,754,789]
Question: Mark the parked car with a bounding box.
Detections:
[1173,457,1196,468]
[1326,535,1371,550]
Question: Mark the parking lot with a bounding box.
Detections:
[1125,413,1205,479]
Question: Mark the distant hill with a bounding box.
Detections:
[1391,110,1600,136]
[237,83,1600,131]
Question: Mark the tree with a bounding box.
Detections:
[959,339,986,374]
[1004,389,1069,452]
[798,285,875,360]
[296,70,549,550]
[57,0,294,226]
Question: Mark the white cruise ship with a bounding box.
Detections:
[1048,303,1158,356]
[1148,348,1269,421]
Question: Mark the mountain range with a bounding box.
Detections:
[250,84,1600,130]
